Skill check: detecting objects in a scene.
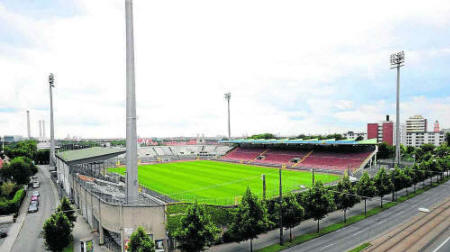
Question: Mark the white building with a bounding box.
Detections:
[343,131,367,140]
[405,131,446,147]
[406,115,427,133]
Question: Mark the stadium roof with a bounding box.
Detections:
[219,138,378,145]
[56,147,125,165]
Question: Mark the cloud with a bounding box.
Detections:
[0,0,449,138]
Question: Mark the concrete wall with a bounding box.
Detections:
[71,177,167,251]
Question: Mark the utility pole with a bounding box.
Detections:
[279,166,283,245]
[224,92,231,139]
[49,73,55,169]
[390,51,405,166]
[125,0,138,204]
[262,174,266,201]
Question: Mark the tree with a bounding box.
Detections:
[43,211,73,252]
[356,172,377,215]
[174,202,220,252]
[0,156,35,185]
[412,164,424,191]
[272,194,304,241]
[421,144,435,154]
[0,181,17,198]
[446,132,450,146]
[35,149,50,164]
[390,166,409,200]
[128,226,155,252]
[355,136,364,141]
[404,166,416,195]
[374,167,393,208]
[336,176,359,223]
[229,187,271,252]
[302,181,336,232]
[57,197,76,226]
[3,140,37,160]
[377,142,395,159]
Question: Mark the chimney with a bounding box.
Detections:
[27,110,31,139]
[43,120,46,139]
[39,120,42,139]
[386,114,390,122]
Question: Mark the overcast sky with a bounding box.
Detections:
[1,0,449,139]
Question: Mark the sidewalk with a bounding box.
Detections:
[209,174,448,251]
[0,190,29,252]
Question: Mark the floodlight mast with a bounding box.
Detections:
[224,92,231,139]
[390,51,405,166]
[49,73,55,168]
[125,0,138,204]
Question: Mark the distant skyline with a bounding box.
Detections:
[1,0,449,138]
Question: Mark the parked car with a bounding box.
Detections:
[28,201,38,213]
[32,191,40,197]
[31,196,39,205]
[32,181,40,188]
[0,231,7,239]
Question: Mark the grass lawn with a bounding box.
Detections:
[108,160,339,205]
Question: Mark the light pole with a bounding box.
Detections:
[224,92,231,139]
[49,73,55,169]
[125,0,138,204]
[390,51,405,166]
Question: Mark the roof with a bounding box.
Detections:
[219,138,378,145]
[56,147,125,164]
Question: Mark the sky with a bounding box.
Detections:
[1,0,449,139]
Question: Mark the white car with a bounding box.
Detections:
[32,181,40,188]
[32,191,40,197]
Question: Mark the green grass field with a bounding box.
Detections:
[108,160,340,205]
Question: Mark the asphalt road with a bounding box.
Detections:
[11,165,58,252]
[285,179,450,252]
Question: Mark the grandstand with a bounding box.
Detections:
[220,139,377,174]
[132,144,233,163]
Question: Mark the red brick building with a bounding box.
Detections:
[367,115,394,145]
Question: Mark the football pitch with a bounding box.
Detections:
[108,160,340,205]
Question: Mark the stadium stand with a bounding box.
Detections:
[221,144,376,173]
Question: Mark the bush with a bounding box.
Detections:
[0,188,25,215]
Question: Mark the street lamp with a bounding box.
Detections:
[390,51,405,166]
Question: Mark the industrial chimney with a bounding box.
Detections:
[27,110,31,139]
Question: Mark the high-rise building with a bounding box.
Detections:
[406,115,427,133]
[367,115,394,145]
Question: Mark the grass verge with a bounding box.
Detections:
[257,176,449,252]
[347,242,371,252]
[63,241,73,252]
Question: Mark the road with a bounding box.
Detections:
[11,165,58,252]
[285,179,450,252]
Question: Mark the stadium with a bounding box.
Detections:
[105,138,378,205]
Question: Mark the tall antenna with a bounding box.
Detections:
[390,51,405,166]
[224,92,231,139]
[125,0,138,204]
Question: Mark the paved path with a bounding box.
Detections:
[11,165,58,252]
[209,175,448,252]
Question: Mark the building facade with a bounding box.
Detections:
[367,115,394,145]
[406,115,427,133]
[343,131,367,140]
[405,131,446,147]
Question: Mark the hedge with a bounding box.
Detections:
[0,188,26,215]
